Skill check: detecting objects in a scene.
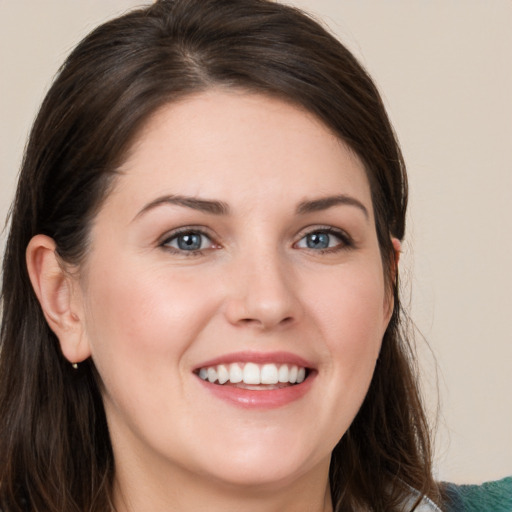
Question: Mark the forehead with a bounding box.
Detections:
[109,90,373,217]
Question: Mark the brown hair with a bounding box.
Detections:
[0,0,439,510]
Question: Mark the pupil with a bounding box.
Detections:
[307,232,329,249]
[178,233,201,250]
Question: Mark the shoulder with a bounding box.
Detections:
[443,476,512,512]
[406,495,443,512]
[399,486,443,512]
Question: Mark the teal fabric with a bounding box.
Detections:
[443,477,512,512]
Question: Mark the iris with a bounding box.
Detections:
[306,232,330,249]
[177,233,203,251]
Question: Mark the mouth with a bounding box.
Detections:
[193,352,316,408]
[195,362,309,390]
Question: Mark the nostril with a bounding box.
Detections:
[238,315,294,328]
[224,290,301,329]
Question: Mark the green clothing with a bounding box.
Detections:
[443,477,512,512]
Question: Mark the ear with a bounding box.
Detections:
[26,235,91,364]
[391,237,401,282]
[383,237,402,323]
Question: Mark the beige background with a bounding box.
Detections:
[1,1,510,484]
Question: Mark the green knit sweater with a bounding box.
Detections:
[442,477,512,512]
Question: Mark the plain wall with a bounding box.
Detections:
[1,0,511,484]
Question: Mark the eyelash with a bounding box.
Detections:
[294,226,354,254]
[160,227,216,257]
[159,226,354,256]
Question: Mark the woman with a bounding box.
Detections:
[0,0,443,510]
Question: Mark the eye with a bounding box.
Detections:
[295,228,350,251]
[162,230,215,253]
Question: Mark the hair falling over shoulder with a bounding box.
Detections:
[0,1,441,510]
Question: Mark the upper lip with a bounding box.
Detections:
[193,351,315,370]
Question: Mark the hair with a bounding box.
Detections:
[0,0,440,510]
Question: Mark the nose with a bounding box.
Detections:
[223,251,302,330]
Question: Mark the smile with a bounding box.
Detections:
[193,351,316,408]
[197,362,307,387]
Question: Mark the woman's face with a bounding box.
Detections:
[74,91,392,492]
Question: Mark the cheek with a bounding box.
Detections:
[306,260,388,373]
[289,260,389,453]
[81,258,221,378]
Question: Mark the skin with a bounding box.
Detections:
[28,90,396,512]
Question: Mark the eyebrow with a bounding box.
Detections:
[134,194,230,220]
[296,194,369,219]
[133,193,368,221]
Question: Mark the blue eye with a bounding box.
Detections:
[296,229,348,251]
[305,232,330,249]
[163,231,213,252]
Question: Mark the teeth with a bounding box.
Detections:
[207,367,218,383]
[278,364,289,382]
[243,362,260,384]
[197,362,308,386]
[260,364,278,384]
[229,363,243,383]
[217,364,229,384]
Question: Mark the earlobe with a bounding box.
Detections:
[26,235,91,364]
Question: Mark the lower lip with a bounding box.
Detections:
[196,373,316,409]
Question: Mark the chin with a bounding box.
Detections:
[191,435,330,491]
[203,459,316,491]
